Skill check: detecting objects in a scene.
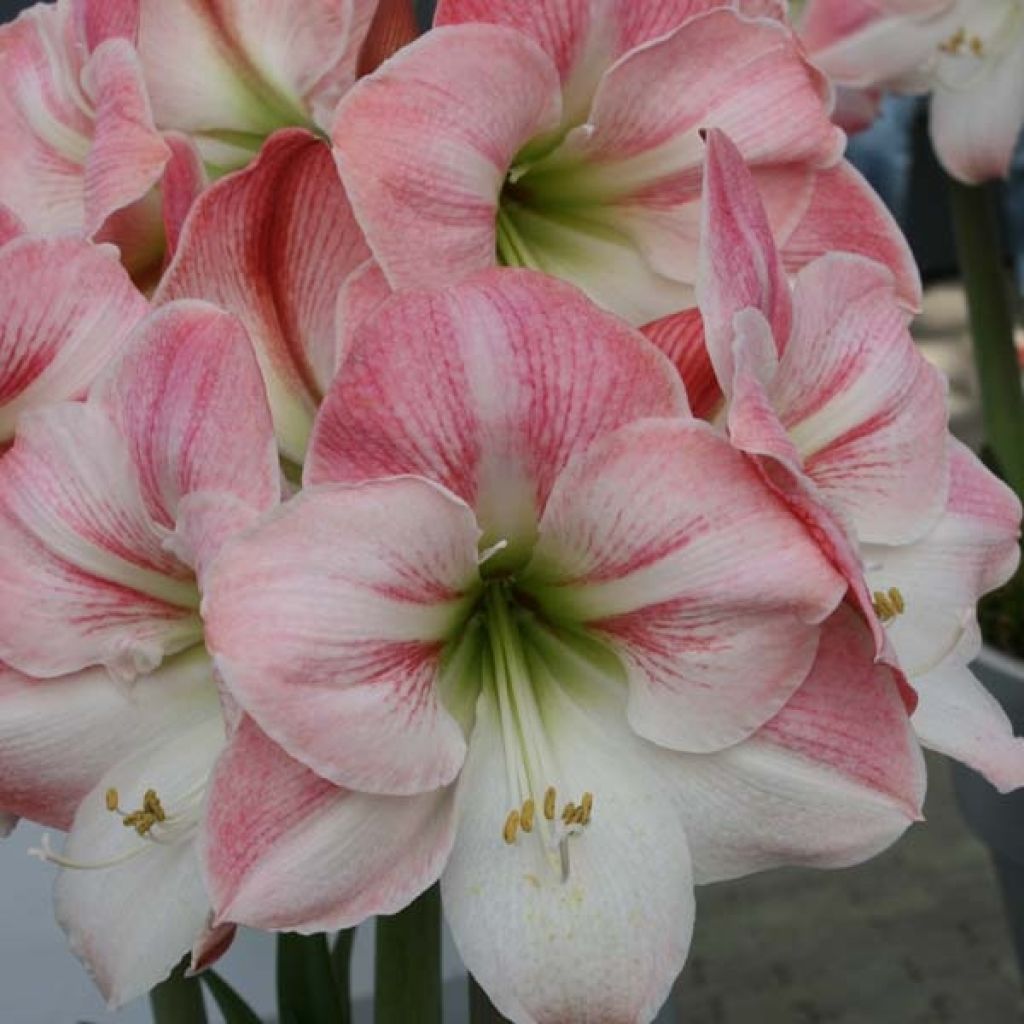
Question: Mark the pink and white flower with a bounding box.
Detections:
[200,270,925,1023]
[802,0,1024,183]
[697,127,1024,789]
[331,0,919,350]
[0,301,279,1004]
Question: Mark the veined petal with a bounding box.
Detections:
[668,606,925,883]
[0,403,200,680]
[204,477,482,795]
[443,681,694,1024]
[157,130,369,463]
[696,128,791,388]
[641,309,722,420]
[524,418,845,753]
[775,253,949,545]
[0,205,26,245]
[864,439,1022,678]
[332,24,563,291]
[0,237,147,445]
[912,631,1024,793]
[357,0,419,76]
[52,677,224,1007]
[309,269,687,561]
[94,300,279,529]
[202,717,457,931]
[0,650,213,830]
[159,132,207,265]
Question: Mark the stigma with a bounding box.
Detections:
[872,587,906,623]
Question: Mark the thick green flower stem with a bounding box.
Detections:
[276,932,344,1024]
[375,883,443,1024]
[469,976,513,1023]
[150,961,208,1024]
[947,175,1024,500]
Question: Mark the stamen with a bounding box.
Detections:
[872,587,906,623]
[105,788,120,812]
[520,798,535,833]
[561,801,577,825]
[503,809,520,845]
[580,791,594,825]
[543,786,556,821]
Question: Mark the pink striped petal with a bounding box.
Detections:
[332,24,563,291]
[157,130,368,462]
[0,205,26,246]
[72,0,140,51]
[335,258,393,367]
[0,651,213,830]
[357,0,419,75]
[864,439,1022,678]
[0,237,147,444]
[669,605,925,881]
[775,159,922,308]
[94,301,279,529]
[308,270,688,558]
[0,403,201,679]
[697,128,791,388]
[775,254,948,545]
[913,634,1024,794]
[160,132,207,265]
[204,478,482,795]
[202,717,457,931]
[119,0,376,168]
[641,309,721,420]
[523,418,845,753]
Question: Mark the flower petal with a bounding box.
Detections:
[93,300,279,530]
[0,236,147,445]
[0,650,213,830]
[202,716,457,931]
[157,130,368,462]
[775,253,949,545]
[0,402,200,679]
[864,439,1022,677]
[52,676,223,1007]
[357,0,419,76]
[332,24,563,290]
[308,269,687,559]
[443,681,695,1024]
[0,204,26,245]
[160,132,207,265]
[667,605,925,882]
[912,632,1024,793]
[523,418,845,753]
[204,477,481,795]
[641,309,722,419]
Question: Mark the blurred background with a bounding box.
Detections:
[1,0,1024,1021]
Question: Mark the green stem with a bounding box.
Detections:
[149,961,208,1024]
[330,929,356,1024]
[947,175,1024,499]
[375,883,443,1024]
[276,932,343,1024]
[469,976,512,1023]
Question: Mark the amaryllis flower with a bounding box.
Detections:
[801,0,1024,183]
[331,0,919,353]
[79,0,417,174]
[156,129,385,464]
[0,236,147,450]
[697,128,1024,788]
[200,271,925,1023]
[0,1,203,283]
[0,301,279,1004]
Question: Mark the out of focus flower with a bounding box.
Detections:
[802,0,1024,183]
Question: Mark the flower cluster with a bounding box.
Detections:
[0,1,1020,1021]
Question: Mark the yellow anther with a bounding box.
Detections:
[969,35,984,57]
[503,809,520,845]
[105,788,120,813]
[520,798,535,833]
[561,801,577,825]
[122,810,157,836]
[572,805,587,826]
[889,587,905,615]
[580,792,594,825]
[872,587,906,623]
[143,789,167,823]
[543,787,556,821]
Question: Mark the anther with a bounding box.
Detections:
[872,587,906,623]
[105,788,120,812]
[503,809,520,844]
[143,789,166,823]
[580,792,593,825]
[543,787,556,821]
[520,798,535,833]
[561,801,577,825]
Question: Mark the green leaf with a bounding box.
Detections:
[149,960,208,1024]
[276,932,343,1024]
[375,884,442,1024]
[199,970,262,1024]
[469,977,512,1024]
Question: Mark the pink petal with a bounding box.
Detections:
[775,159,922,309]
[0,651,212,830]
[80,39,170,238]
[94,301,279,530]
[669,605,925,882]
[204,478,482,795]
[160,132,207,265]
[335,257,393,368]
[0,205,26,246]
[523,418,845,753]
[357,0,419,76]
[157,129,368,462]
[308,270,688,556]
[72,0,140,50]
[641,309,722,420]
[776,254,948,545]
[332,24,563,291]
[0,403,201,679]
[0,237,148,444]
[696,128,792,387]
[202,717,457,931]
